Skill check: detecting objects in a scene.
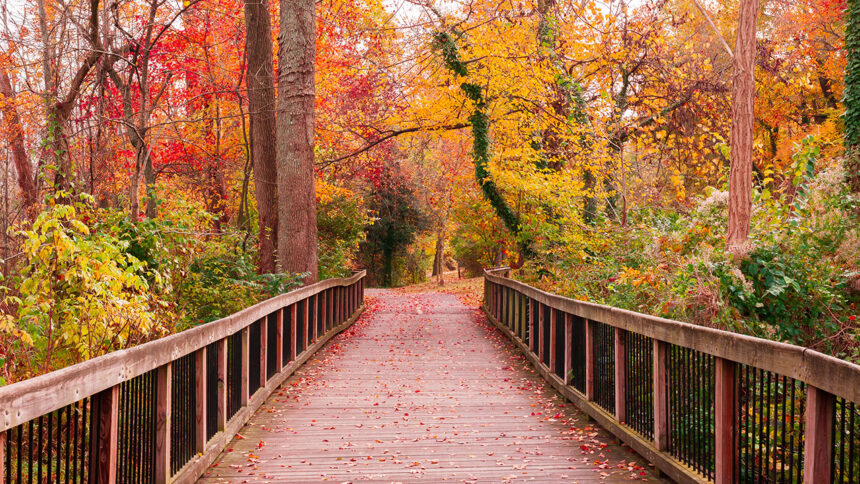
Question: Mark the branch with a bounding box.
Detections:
[318,122,470,166]
[692,0,733,58]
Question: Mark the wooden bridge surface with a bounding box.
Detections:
[200,290,664,483]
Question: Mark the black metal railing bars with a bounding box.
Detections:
[0,271,365,484]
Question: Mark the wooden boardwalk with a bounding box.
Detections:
[199,290,665,482]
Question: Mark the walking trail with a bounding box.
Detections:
[199,288,665,482]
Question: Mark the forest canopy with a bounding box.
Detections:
[0,0,857,383]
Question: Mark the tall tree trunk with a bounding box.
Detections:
[727,0,759,255]
[844,0,860,194]
[245,0,279,274]
[277,0,318,281]
[0,67,38,211]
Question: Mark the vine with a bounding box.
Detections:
[432,31,533,258]
[844,0,860,194]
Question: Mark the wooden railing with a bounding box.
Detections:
[0,271,366,484]
[483,268,860,484]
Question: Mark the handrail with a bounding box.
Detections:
[483,268,860,484]
[0,271,366,483]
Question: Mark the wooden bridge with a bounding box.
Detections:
[0,269,858,483]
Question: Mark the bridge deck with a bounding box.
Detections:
[200,289,664,482]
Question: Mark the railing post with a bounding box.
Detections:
[564,314,573,385]
[276,309,284,370]
[653,339,668,450]
[240,327,249,405]
[303,297,310,350]
[549,307,557,373]
[321,291,327,336]
[803,385,834,484]
[155,363,172,484]
[91,385,119,484]
[260,317,268,387]
[530,299,538,353]
[615,328,626,422]
[715,357,736,484]
[0,430,5,483]
[313,293,319,341]
[538,303,545,363]
[195,347,207,453]
[290,304,297,361]
[585,319,594,400]
[217,338,227,430]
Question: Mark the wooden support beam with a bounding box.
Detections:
[615,328,626,423]
[217,338,227,430]
[564,314,573,385]
[530,299,537,353]
[91,385,119,484]
[803,385,835,484]
[240,327,249,406]
[549,308,557,372]
[276,309,284,370]
[195,347,207,453]
[155,364,172,484]
[290,304,297,362]
[715,357,735,484]
[585,319,594,400]
[312,294,319,342]
[260,318,268,389]
[653,339,668,451]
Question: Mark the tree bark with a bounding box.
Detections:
[0,67,38,211]
[245,0,279,274]
[277,0,318,281]
[844,0,860,194]
[727,0,759,255]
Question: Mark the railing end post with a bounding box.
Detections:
[803,385,834,484]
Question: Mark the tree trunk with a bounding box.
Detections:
[245,0,279,274]
[0,67,38,211]
[277,0,318,282]
[727,0,759,255]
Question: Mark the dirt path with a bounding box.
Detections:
[199,289,665,482]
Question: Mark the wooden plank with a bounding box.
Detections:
[549,307,557,372]
[483,270,860,404]
[529,298,537,353]
[585,319,594,400]
[290,304,297,362]
[714,357,735,484]
[653,339,668,451]
[564,313,573,385]
[803,385,834,484]
[195,347,207,453]
[0,271,367,432]
[276,309,284,371]
[614,327,626,423]
[312,294,319,342]
[155,364,172,484]
[240,327,249,406]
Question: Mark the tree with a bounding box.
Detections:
[727,0,760,255]
[277,0,319,281]
[245,0,279,273]
[0,65,37,211]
